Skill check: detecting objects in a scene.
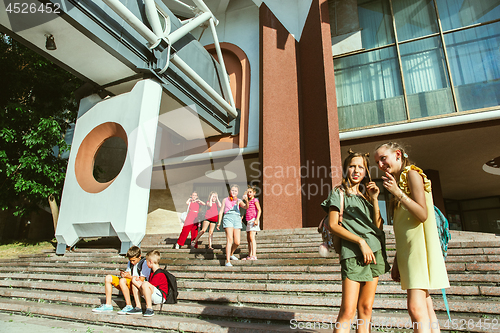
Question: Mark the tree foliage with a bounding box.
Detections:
[0,34,82,217]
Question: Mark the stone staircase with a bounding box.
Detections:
[0,227,499,332]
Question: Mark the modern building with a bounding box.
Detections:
[1,0,498,249]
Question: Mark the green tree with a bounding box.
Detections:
[0,33,82,221]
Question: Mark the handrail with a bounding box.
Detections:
[102,0,238,119]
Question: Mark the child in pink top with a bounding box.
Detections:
[242,186,261,260]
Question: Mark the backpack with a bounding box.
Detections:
[434,206,452,321]
[434,206,451,259]
[131,258,146,277]
[152,268,178,304]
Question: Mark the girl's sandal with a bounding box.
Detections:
[241,256,251,260]
[248,256,257,260]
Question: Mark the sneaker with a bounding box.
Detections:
[229,255,239,261]
[225,262,233,267]
[143,308,154,317]
[126,307,143,315]
[190,241,196,248]
[117,305,133,315]
[174,243,180,249]
[92,304,113,313]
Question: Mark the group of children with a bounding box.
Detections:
[175,185,261,267]
[94,141,449,332]
[92,247,168,317]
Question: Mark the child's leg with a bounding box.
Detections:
[425,292,440,333]
[104,275,115,305]
[249,231,257,258]
[246,231,252,257]
[356,278,379,333]
[190,223,199,246]
[193,221,209,243]
[224,227,234,263]
[407,289,432,333]
[140,281,156,309]
[131,281,142,308]
[334,278,361,333]
[118,278,132,306]
[208,222,216,248]
[231,228,241,256]
[177,224,191,246]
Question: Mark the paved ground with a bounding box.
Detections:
[0,312,154,333]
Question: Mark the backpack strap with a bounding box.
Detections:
[133,257,146,278]
[151,269,168,301]
[339,189,344,224]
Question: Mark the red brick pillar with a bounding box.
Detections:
[259,0,342,230]
[298,0,342,227]
[260,4,303,229]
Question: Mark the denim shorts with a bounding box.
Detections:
[222,212,242,229]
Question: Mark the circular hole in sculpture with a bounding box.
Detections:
[93,136,128,183]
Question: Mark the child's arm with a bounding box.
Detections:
[217,199,226,230]
[198,199,206,206]
[120,269,131,279]
[186,198,191,205]
[327,206,376,265]
[366,182,384,230]
[255,199,262,223]
[383,171,427,222]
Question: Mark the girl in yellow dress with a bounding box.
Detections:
[374,142,449,333]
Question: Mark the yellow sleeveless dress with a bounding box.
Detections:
[393,165,450,290]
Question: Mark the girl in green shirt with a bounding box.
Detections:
[322,150,390,333]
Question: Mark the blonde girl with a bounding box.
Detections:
[217,184,246,267]
[191,191,221,250]
[242,186,261,260]
[374,142,449,333]
[322,150,390,333]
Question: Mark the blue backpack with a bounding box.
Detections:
[434,206,452,321]
[434,206,451,259]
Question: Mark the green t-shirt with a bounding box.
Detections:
[321,187,385,260]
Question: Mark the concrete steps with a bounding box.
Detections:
[0,227,498,332]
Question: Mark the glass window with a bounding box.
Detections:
[334,47,406,129]
[358,0,395,49]
[437,0,500,31]
[393,0,439,41]
[400,37,455,118]
[444,22,500,111]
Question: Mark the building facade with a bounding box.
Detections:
[1,0,498,247]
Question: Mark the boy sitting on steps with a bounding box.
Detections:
[92,245,150,314]
[128,250,168,317]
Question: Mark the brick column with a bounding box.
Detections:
[298,0,342,227]
[260,4,303,229]
[259,1,342,230]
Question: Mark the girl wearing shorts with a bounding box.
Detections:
[322,150,390,333]
[242,186,261,260]
[218,184,245,267]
